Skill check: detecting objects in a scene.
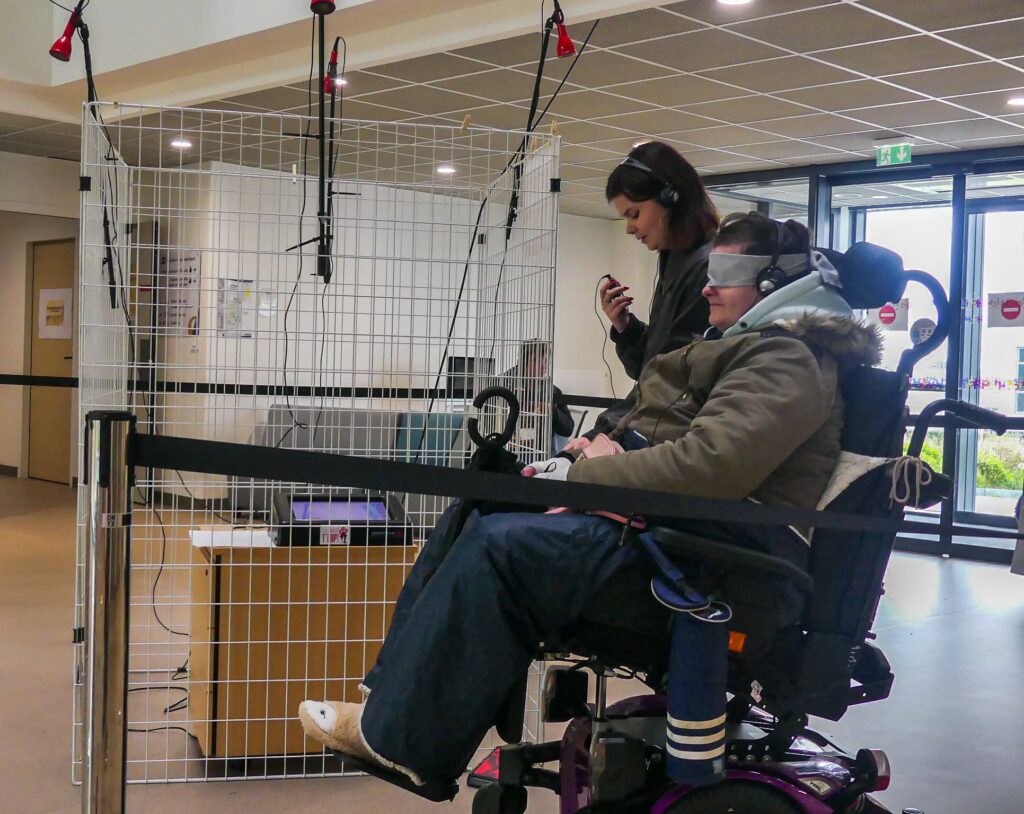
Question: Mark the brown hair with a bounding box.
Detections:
[605,141,720,246]
[713,212,810,256]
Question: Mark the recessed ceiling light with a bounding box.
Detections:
[437,165,456,175]
[334,76,347,87]
[872,195,888,199]
[170,138,192,150]
[717,0,753,5]
[1007,96,1024,107]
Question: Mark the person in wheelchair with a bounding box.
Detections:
[297,212,882,790]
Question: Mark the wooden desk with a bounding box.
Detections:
[188,534,415,759]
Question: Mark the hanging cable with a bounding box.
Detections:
[411,12,599,462]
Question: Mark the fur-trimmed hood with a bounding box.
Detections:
[721,266,883,370]
[767,313,883,370]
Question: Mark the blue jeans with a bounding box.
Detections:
[360,508,639,781]
[360,504,807,783]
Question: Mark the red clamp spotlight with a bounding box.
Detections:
[324,44,339,93]
[552,1,576,58]
[50,2,84,62]
[310,0,336,14]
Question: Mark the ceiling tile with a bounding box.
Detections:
[728,4,915,52]
[662,125,774,148]
[370,53,490,82]
[941,19,1024,59]
[776,80,924,111]
[944,88,1024,116]
[901,117,1024,143]
[810,132,891,153]
[699,56,860,94]
[562,144,624,164]
[731,141,845,161]
[744,113,872,138]
[0,112,60,133]
[543,89,654,120]
[556,120,634,144]
[664,0,841,26]
[0,129,80,150]
[332,73,408,97]
[441,104,529,130]
[843,99,978,128]
[810,36,980,76]
[565,8,706,47]
[887,62,1024,96]
[948,134,1024,150]
[452,33,552,68]
[614,29,787,73]
[360,86,485,116]
[858,0,1024,31]
[0,139,72,158]
[560,163,615,182]
[593,107,718,135]
[581,136,650,155]
[216,86,309,112]
[331,99,418,122]
[682,95,814,124]
[605,75,739,107]
[677,147,755,168]
[541,50,677,87]
[431,69,561,104]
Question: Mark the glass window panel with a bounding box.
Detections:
[707,179,809,224]
[962,210,1024,522]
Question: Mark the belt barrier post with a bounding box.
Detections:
[82,411,135,814]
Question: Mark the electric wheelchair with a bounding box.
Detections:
[336,242,1012,813]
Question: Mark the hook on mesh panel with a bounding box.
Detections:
[467,386,520,448]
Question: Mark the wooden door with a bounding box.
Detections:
[29,240,75,484]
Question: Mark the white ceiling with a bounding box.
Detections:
[8,1,1024,218]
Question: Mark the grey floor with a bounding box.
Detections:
[2,475,1022,814]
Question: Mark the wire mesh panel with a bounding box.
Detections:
[74,102,559,784]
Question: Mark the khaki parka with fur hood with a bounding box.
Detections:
[566,272,883,513]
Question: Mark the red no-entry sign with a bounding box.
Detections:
[879,303,897,325]
[1002,298,1022,321]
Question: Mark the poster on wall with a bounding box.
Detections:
[38,288,73,340]
[863,298,909,331]
[217,278,257,338]
[158,253,201,336]
[987,291,1024,328]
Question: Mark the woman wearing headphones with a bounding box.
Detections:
[588,140,720,436]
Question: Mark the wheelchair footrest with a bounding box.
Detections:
[331,749,459,802]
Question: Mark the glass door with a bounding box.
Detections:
[830,181,955,533]
[956,179,1024,544]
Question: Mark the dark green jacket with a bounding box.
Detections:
[568,314,882,512]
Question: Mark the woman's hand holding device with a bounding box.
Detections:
[600,274,633,333]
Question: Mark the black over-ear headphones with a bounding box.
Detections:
[755,219,792,295]
[618,155,682,210]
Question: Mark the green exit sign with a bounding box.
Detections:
[876,143,912,167]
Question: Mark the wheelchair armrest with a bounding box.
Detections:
[649,527,814,594]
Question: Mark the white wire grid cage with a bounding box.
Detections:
[73,102,560,784]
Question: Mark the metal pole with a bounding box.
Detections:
[82,411,135,814]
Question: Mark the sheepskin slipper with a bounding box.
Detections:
[297,700,424,786]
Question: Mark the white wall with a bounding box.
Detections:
[48,0,373,86]
[0,211,78,472]
[0,152,79,218]
[552,212,653,400]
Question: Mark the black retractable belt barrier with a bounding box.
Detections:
[133,432,1023,541]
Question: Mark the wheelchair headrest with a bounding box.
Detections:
[816,242,906,310]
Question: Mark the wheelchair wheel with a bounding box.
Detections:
[471,782,528,814]
[666,781,803,814]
